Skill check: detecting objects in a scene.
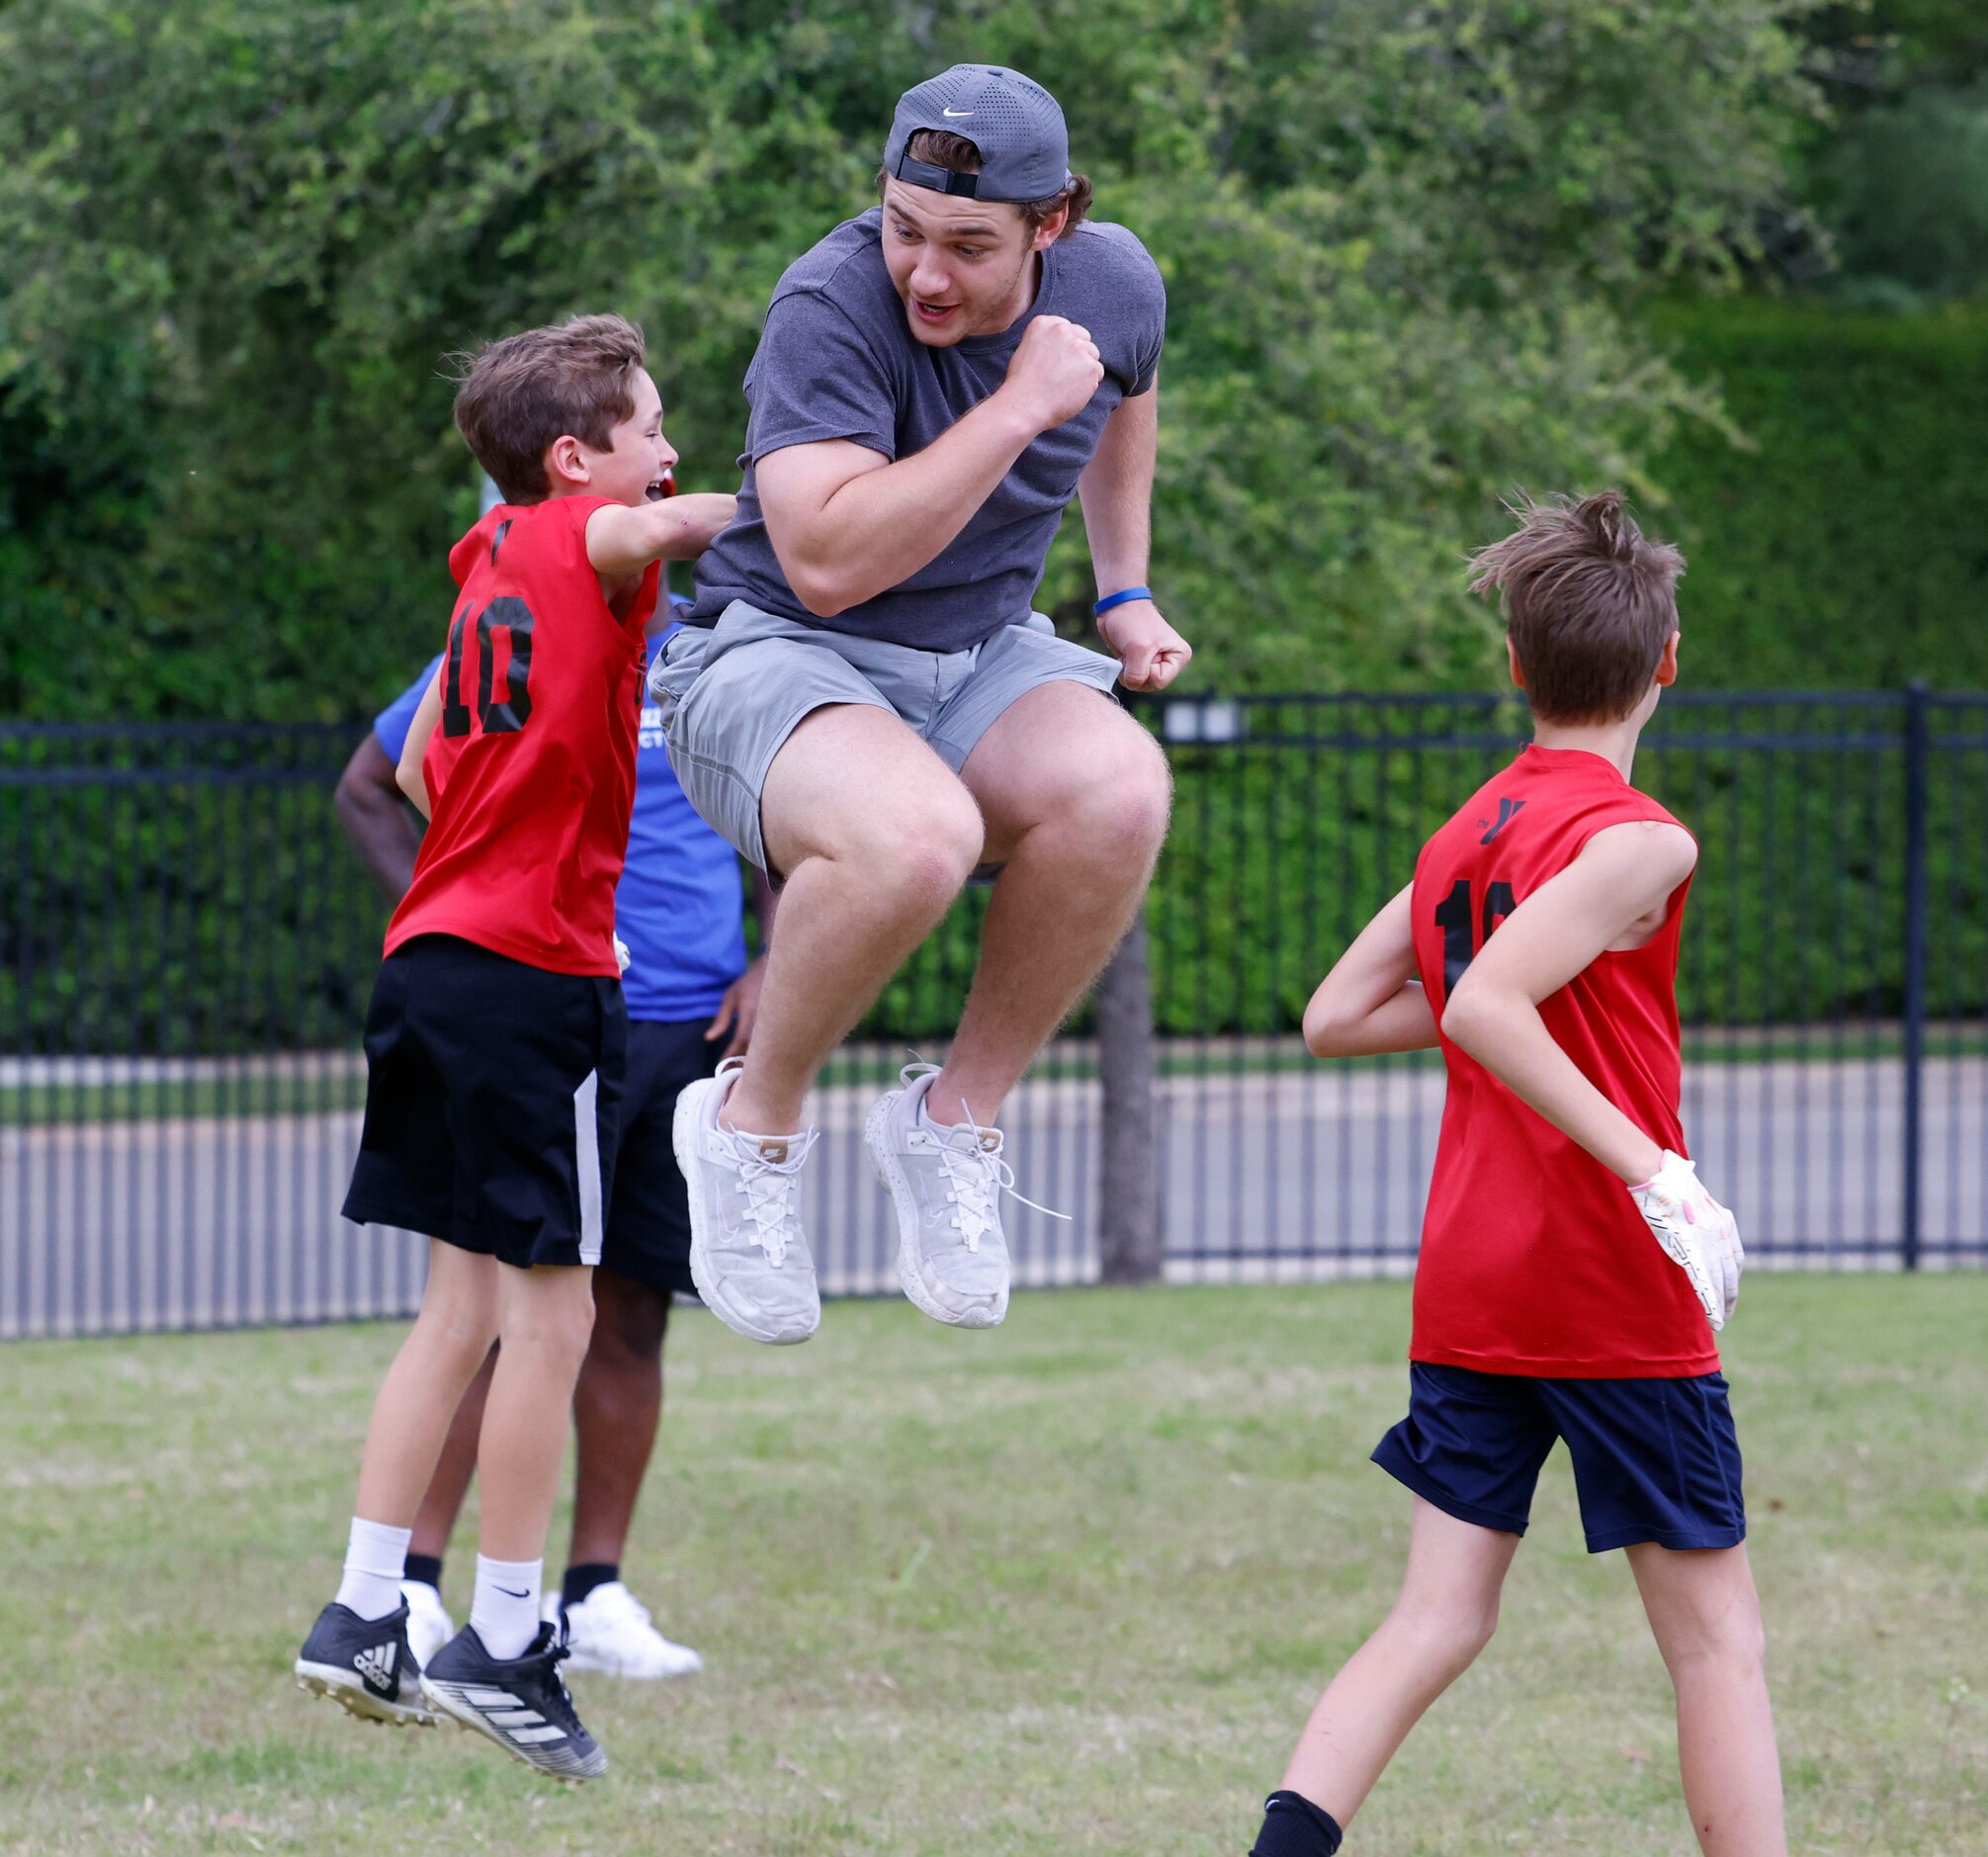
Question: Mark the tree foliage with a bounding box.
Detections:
[1790,1,1988,306]
[1,0,1822,718]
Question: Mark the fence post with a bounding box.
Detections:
[1096,914,1162,1283]
[1901,681,1929,1272]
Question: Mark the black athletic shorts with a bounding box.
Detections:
[599,1017,722,1296]
[342,934,626,1271]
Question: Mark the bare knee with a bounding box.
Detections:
[496,1269,597,1368]
[503,1301,596,1371]
[411,1311,498,1383]
[861,787,984,904]
[1044,725,1171,864]
[417,1297,498,1356]
[765,709,983,897]
[1636,1547,1769,1682]
[1101,739,1172,857]
[1660,1598,1768,1678]
[1096,736,1170,839]
[414,1258,499,1363]
[1386,1590,1501,1679]
[589,1273,670,1364]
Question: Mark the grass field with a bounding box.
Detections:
[7,1277,1985,1855]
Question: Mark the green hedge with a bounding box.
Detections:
[1644,298,1988,689]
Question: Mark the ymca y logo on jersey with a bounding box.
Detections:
[1478,797,1527,844]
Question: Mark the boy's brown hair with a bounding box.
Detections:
[1468,491,1685,724]
[876,129,1093,240]
[451,313,648,504]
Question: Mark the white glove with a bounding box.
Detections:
[1627,1151,1743,1331]
[613,933,631,976]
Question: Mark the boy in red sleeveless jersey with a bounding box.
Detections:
[1250,494,1781,1857]
[293,314,735,1782]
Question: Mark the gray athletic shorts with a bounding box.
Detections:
[648,599,1122,872]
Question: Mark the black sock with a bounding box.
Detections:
[402,1552,444,1591]
[562,1562,620,1611]
[1251,1790,1343,1857]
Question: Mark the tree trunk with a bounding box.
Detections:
[1095,915,1162,1284]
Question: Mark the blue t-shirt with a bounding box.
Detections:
[372,654,444,766]
[371,614,746,1021]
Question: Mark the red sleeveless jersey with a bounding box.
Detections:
[384,497,659,977]
[1408,744,1717,1377]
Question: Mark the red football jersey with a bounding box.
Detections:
[1408,744,1717,1377]
[385,497,659,977]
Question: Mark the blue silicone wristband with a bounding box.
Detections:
[1092,586,1153,618]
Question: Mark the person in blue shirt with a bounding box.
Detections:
[333,590,773,1680]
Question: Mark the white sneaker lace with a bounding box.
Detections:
[902,1064,1068,1251]
[721,1125,819,1267]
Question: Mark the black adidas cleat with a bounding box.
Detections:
[420,1621,607,1783]
[294,1601,438,1727]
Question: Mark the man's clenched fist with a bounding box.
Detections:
[1098,598,1192,694]
[1001,315,1104,434]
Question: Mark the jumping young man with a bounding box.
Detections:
[294,314,734,1781]
[332,564,772,1681]
[1250,493,1781,1857]
[652,64,1189,1346]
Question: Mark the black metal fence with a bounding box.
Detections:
[4,690,1984,1338]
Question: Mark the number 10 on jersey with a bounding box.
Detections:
[1433,878,1516,992]
[442,596,537,739]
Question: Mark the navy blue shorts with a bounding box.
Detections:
[1372,1364,1747,1553]
[597,1017,721,1297]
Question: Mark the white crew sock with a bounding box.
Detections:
[471,1554,545,1661]
[334,1517,412,1622]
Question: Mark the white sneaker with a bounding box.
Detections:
[558,1582,704,1681]
[672,1057,821,1345]
[399,1579,455,1668]
[866,1064,1061,1329]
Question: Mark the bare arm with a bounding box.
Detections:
[585,491,736,582]
[394,673,444,820]
[755,314,1104,617]
[333,734,422,905]
[1076,380,1155,594]
[1074,381,1191,692]
[1440,821,1697,1183]
[754,428,1016,617]
[1303,884,1439,1057]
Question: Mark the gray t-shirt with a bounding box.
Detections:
[689,208,1166,653]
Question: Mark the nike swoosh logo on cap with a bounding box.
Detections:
[942,107,974,117]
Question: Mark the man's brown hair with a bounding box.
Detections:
[451,312,648,504]
[877,129,1093,240]
[1468,491,1685,724]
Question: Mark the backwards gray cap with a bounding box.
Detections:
[883,63,1072,205]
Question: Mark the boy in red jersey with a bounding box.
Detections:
[293,314,735,1782]
[1250,493,1780,1857]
